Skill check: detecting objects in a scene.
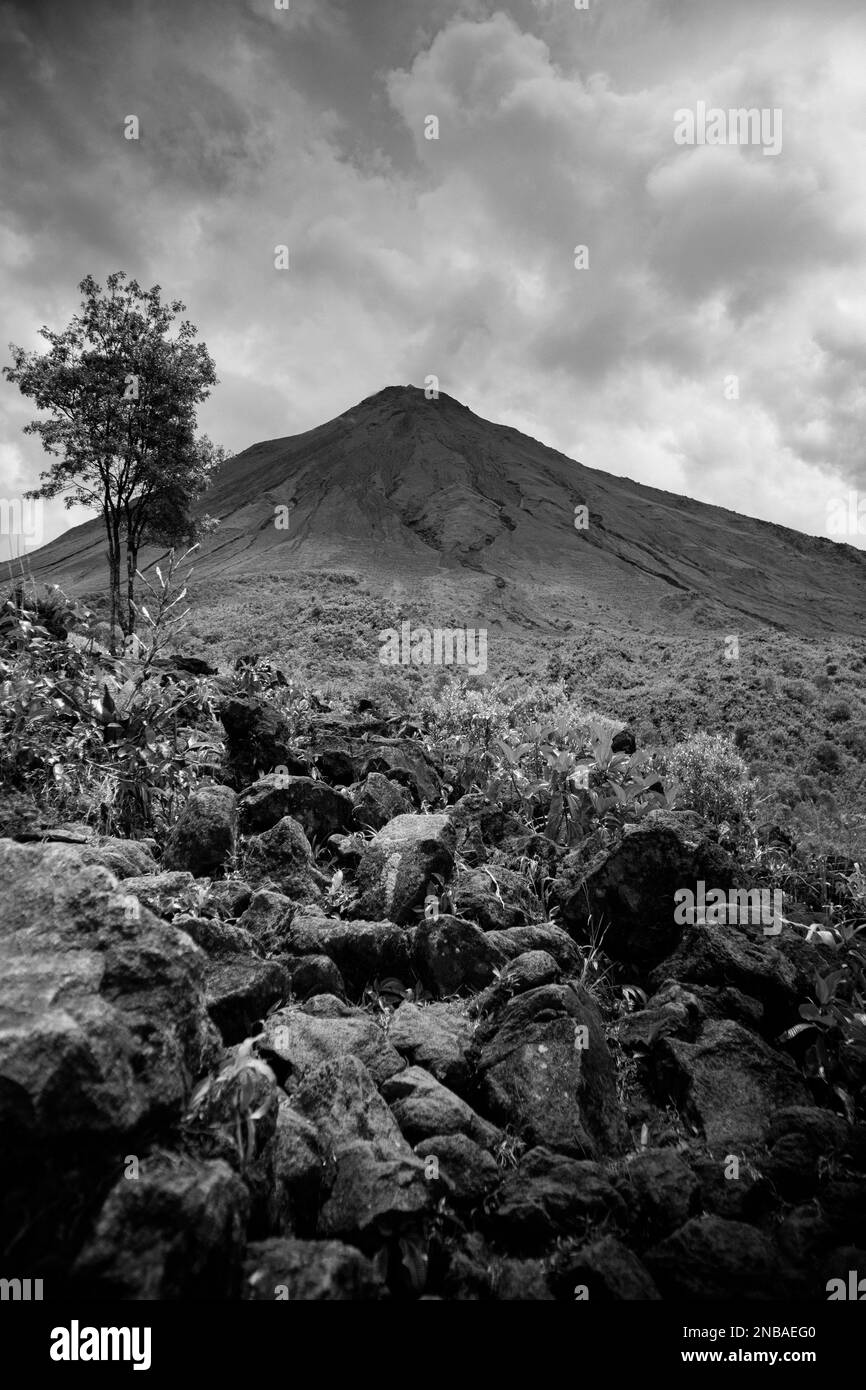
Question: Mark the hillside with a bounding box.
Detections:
[25,385,866,639]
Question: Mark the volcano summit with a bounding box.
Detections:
[25,384,866,639]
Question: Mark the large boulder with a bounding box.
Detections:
[474,983,627,1158]
[614,1148,701,1243]
[412,914,507,995]
[300,726,442,805]
[286,954,346,1000]
[488,1147,625,1250]
[450,864,543,931]
[356,738,443,807]
[78,837,159,880]
[650,1018,811,1149]
[219,696,310,790]
[350,773,414,831]
[235,889,295,951]
[645,1215,786,1299]
[293,1055,430,1241]
[446,794,528,863]
[388,1001,474,1092]
[122,870,204,919]
[269,1095,326,1236]
[172,913,259,959]
[485,923,584,975]
[381,1066,501,1149]
[615,979,704,1052]
[238,774,353,841]
[244,1237,385,1300]
[494,950,560,998]
[163,784,238,877]
[647,920,804,1033]
[243,817,323,902]
[260,995,405,1086]
[129,909,284,1046]
[414,1134,501,1205]
[0,840,219,1148]
[555,814,739,969]
[283,910,413,994]
[72,1153,249,1299]
[555,1235,661,1300]
[202,879,253,921]
[204,956,290,1045]
[355,813,456,924]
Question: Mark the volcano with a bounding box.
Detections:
[23,384,866,636]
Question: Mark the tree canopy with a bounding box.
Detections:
[4,271,224,642]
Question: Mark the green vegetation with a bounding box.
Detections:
[0,554,221,838]
[2,571,865,1117]
[129,574,865,854]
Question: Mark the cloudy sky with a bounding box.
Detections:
[1,0,865,560]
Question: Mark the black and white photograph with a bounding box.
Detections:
[1,0,865,1351]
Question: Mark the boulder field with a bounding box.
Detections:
[1,715,863,1301]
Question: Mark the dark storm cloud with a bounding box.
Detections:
[0,0,864,562]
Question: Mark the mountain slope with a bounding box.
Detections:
[24,384,866,636]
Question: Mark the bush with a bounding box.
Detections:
[781,657,804,678]
[841,724,866,760]
[663,731,755,826]
[809,741,843,775]
[796,775,822,801]
[733,722,755,752]
[783,678,815,706]
[828,700,852,722]
[0,557,223,838]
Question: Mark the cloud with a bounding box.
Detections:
[0,0,864,565]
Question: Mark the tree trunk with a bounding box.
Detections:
[106,542,121,655]
[126,543,138,636]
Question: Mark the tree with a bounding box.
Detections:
[4,271,224,648]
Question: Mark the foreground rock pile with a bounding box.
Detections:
[1,700,863,1300]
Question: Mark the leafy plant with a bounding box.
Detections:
[186,1039,277,1172]
[0,556,223,836]
[780,932,866,1118]
[661,730,754,830]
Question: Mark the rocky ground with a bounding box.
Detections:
[1,697,864,1302]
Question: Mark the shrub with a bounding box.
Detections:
[776,780,799,808]
[809,741,843,775]
[662,731,755,826]
[841,724,866,760]
[0,554,223,838]
[781,657,804,678]
[783,678,815,706]
[828,700,852,722]
[796,774,823,802]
